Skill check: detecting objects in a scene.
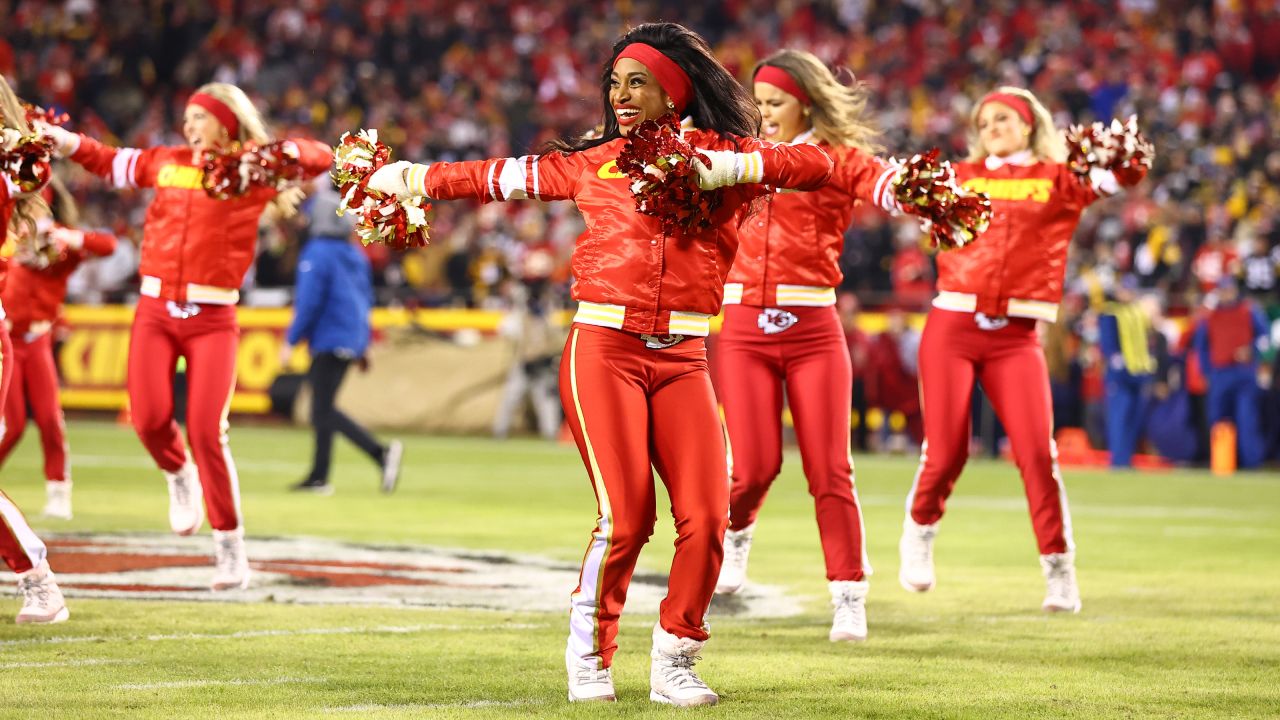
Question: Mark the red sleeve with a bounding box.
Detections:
[69,135,166,189]
[81,230,118,257]
[734,136,833,191]
[285,138,333,178]
[417,152,589,203]
[831,146,899,213]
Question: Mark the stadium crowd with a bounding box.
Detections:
[3,0,1279,461]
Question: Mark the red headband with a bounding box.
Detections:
[980,92,1034,125]
[614,43,693,114]
[188,92,240,138]
[753,65,810,106]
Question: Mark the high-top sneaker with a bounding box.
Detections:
[1040,552,1081,613]
[649,624,718,707]
[898,516,938,592]
[715,523,754,595]
[42,481,73,520]
[565,649,616,703]
[165,462,203,536]
[211,527,251,591]
[828,580,869,642]
[380,440,403,494]
[16,561,70,624]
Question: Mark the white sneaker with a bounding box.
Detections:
[42,481,73,520]
[649,624,718,707]
[16,561,70,624]
[165,462,203,536]
[1041,552,1081,613]
[715,523,754,595]
[899,516,938,592]
[829,580,869,642]
[380,440,403,494]
[211,528,251,591]
[565,650,616,703]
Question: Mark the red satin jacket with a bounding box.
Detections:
[413,130,833,336]
[725,140,898,307]
[1,166,52,305]
[3,227,117,336]
[933,152,1146,322]
[68,135,331,304]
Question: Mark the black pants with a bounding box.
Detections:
[307,352,383,482]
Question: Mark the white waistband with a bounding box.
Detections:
[932,291,1059,322]
[573,301,712,336]
[140,275,240,305]
[721,283,836,307]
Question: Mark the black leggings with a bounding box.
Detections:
[307,352,383,481]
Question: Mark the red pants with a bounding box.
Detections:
[128,296,242,531]
[0,332,69,482]
[717,305,867,581]
[0,325,47,574]
[560,324,728,669]
[909,309,1074,555]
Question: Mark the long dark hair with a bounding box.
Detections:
[548,23,760,153]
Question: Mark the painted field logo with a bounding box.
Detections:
[45,533,801,618]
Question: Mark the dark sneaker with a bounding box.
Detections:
[292,476,334,495]
[380,440,403,494]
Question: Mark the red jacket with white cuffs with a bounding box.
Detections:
[410,130,833,336]
[725,137,899,307]
[66,135,331,304]
[934,151,1147,322]
[3,226,118,337]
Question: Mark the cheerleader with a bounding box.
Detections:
[41,83,332,590]
[365,23,832,706]
[899,87,1148,613]
[0,177,118,519]
[713,49,915,643]
[0,73,68,623]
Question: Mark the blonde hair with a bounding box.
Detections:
[753,50,881,154]
[1,74,50,241]
[192,82,303,217]
[966,86,1066,163]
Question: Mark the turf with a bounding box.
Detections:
[0,421,1276,719]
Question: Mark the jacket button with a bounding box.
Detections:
[651,239,657,245]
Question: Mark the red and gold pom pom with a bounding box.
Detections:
[331,129,430,250]
[200,140,307,201]
[0,126,54,194]
[891,148,992,250]
[615,113,721,235]
[1065,115,1154,179]
[23,103,70,128]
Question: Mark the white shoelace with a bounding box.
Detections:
[216,538,241,574]
[832,595,865,627]
[657,653,709,691]
[19,576,52,608]
[572,665,611,686]
[907,527,936,567]
[170,475,192,507]
[1045,559,1074,599]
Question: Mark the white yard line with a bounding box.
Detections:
[325,700,533,712]
[117,676,325,690]
[0,622,547,648]
[0,658,137,669]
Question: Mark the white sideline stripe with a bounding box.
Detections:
[325,701,531,712]
[117,676,324,690]
[0,658,136,669]
[0,623,546,648]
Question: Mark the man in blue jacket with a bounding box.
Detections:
[281,183,402,493]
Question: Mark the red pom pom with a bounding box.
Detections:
[200,141,307,200]
[891,149,992,250]
[23,103,70,128]
[0,127,54,194]
[331,130,431,250]
[615,113,722,235]
[1065,116,1154,178]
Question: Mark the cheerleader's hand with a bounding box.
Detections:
[33,121,79,157]
[366,160,413,197]
[691,149,757,190]
[48,226,85,251]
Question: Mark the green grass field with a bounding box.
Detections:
[0,420,1277,719]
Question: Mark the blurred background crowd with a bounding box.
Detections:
[3,0,1279,462]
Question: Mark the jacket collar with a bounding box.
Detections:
[789,128,816,145]
[984,150,1034,170]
